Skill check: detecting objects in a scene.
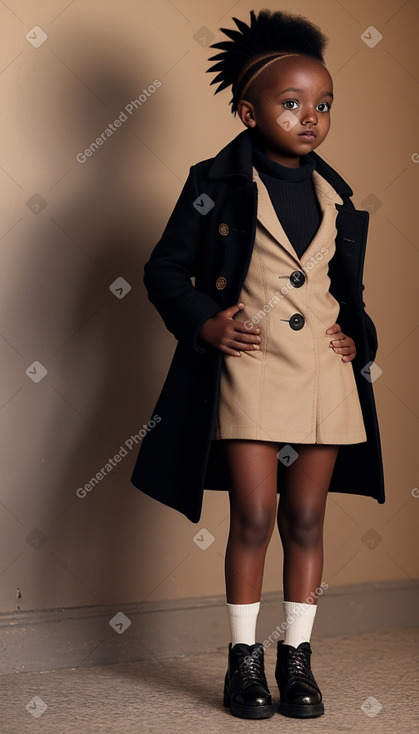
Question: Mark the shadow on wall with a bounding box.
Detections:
[22,21,178,614]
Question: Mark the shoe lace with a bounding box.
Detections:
[286,649,313,680]
[239,652,264,683]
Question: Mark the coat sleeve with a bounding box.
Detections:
[143,165,222,355]
[357,202,378,361]
[339,194,378,362]
[361,286,378,362]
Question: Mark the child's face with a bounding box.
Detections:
[238,55,333,167]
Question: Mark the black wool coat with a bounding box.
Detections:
[131,130,385,522]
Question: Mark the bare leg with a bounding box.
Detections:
[224,440,279,604]
[277,444,339,603]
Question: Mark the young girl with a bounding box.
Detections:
[131,8,385,721]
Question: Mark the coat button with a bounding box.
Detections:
[216,276,227,290]
[290,270,305,288]
[289,313,305,330]
[218,223,229,236]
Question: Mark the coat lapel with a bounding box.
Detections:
[253,166,343,267]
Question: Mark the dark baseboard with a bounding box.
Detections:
[1,579,418,675]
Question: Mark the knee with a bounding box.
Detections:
[232,505,275,549]
[279,507,323,549]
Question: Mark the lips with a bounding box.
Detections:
[298,130,317,138]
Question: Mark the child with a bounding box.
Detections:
[131,8,385,721]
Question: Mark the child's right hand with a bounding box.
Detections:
[198,302,261,356]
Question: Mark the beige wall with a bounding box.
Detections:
[0,0,418,614]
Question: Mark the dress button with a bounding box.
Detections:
[290,270,305,288]
[216,276,227,290]
[289,313,305,330]
[218,223,229,236]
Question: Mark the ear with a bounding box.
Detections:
[238,99,256,128]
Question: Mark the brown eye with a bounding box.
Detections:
[283,99,299,110]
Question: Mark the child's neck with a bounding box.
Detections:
[259,146,301,168]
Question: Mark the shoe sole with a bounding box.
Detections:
[225,703,275,719]
[278,702,324,718]
[224,696,275,719]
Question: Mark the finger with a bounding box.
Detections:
[228,336,260,351]
[234,334,261,347]
[233,320,261,336]
[221,347,242,357]
[329,338,354,349]
[331,345,355,354]
[217,340,243,356]
[329,333,347,345]
[230,321,261,341]
[227,302,245,317]
[326,323,340,335]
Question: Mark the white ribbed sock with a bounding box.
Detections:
[283,601,317,648]
[226,602,260,646]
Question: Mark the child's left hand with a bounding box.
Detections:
[326,323,356,362]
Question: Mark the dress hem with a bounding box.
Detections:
[211,432,367,445]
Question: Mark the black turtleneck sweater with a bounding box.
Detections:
[253,147,322,259]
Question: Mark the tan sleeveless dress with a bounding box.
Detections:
[212,167,367,445]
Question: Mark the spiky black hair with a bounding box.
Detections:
[207,9,328,114]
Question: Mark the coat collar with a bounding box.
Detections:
[207,129,353,199]
[254,166,343,267]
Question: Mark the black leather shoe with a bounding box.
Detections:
[223,642,274,719]
[275,640,324,718]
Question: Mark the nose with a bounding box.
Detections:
[301,106,318,125]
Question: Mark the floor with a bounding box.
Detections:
[1,627,418,734]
